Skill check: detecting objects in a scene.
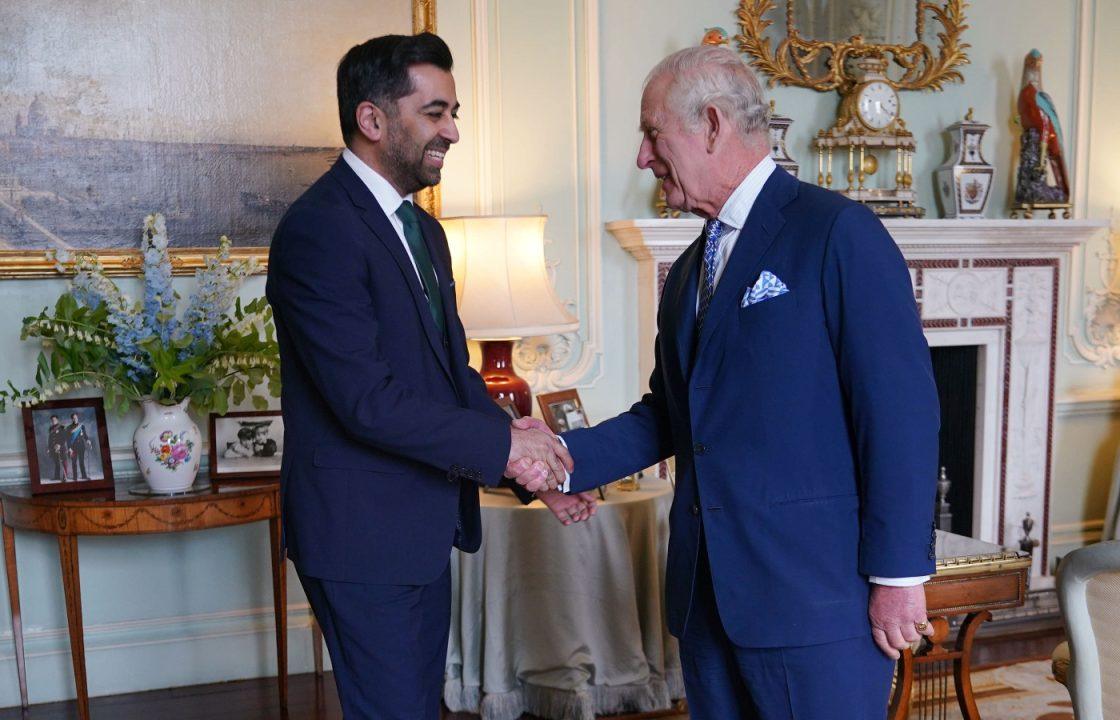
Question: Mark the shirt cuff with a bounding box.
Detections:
[556,435,571,493]
[869,575,930,587]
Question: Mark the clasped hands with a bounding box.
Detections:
[505,417,597,526]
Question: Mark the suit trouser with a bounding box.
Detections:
[297,562,452,719]
[680,536,894,720]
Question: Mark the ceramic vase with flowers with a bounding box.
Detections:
[0,213,280,493]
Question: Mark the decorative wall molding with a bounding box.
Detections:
[514,0,605,392]
[470,0,495,216]
[1065,219,1120,366]
[1056,388,1120,417]
[1050,518,1105,547]
[0,603,322,705]
[1071,0,1095,220]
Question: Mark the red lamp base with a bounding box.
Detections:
[479,339,531,418]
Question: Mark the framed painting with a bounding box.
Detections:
[0,0,438,278]
[22,398,114,495]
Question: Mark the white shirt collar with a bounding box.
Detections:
[341,147,414,219]
[716,155,777,231]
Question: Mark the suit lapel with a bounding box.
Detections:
[329,159,455,388]
[672,237,702,377]
[694,168,796,363]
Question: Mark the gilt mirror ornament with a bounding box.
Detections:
[737,1,970,218]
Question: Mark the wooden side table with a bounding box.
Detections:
[889,531,1032,720]
[0,481,286,720]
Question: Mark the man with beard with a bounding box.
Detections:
[265,33,590,719]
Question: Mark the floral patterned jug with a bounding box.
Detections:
[133,398,201,493]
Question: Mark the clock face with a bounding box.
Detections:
[856,81,899,130]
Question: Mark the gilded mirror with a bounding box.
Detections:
[737,0,969,93]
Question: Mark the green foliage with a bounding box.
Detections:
[0,221,281,416]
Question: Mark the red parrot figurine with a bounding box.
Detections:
[1016,49,1070,202]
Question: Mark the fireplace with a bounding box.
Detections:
[931,345,978,538]
[609,217,1105,586]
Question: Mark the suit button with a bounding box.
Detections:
[693,442,706,455]
[690,503,700,516]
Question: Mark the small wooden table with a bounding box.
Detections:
[0,481,286,720]
[889,531,1032,720]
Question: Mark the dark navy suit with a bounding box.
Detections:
[563,167,939,718]
[266,157,516,718]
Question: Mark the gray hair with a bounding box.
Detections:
[645,45,769,142]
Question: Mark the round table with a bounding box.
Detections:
[444,479,681,720]
[0,481,286,720]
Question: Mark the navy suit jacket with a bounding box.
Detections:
[564,167,940,648]
[266,157,516,585]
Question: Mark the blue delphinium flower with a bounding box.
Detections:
[178,236,255,357]
[140,214,179,345]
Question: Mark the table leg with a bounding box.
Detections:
[953,610,991,720]
[3,523,28,709]
[270,517,288,710]
[57,536,89,720]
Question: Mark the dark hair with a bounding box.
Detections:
[336,33,453,145]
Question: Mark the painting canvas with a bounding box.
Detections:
[22,398,114,494]
[0,1,413,251]
[209,411,284,481]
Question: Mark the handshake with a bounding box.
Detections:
[504,417,597,526]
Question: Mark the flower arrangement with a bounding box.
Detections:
[0,213,279,415]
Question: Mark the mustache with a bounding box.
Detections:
[425,140,451,154]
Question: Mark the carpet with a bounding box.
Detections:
[911,659,1072,720]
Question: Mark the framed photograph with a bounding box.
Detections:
[208,411,284,482]
[536,389,590,434]
[22,398,114,495]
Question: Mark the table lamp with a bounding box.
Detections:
[440,215,579,417]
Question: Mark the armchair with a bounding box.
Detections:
[1054,540,1120,719]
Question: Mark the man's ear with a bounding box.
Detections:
[704,104,723,153]
[355,100,388,143]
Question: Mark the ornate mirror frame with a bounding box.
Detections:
[0,0,438,279]
[736,0,970,94]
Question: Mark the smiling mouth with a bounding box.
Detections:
[425,147,448,167]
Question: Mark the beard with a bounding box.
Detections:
[383,123,449,195]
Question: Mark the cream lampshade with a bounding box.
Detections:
[440,215,579,416]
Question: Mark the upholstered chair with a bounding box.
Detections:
[1055,540,1120,719]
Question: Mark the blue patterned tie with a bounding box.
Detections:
[696,218,725,335]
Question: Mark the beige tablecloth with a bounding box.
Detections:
[444,479,682,720]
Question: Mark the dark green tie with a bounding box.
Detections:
[395,200,446,338]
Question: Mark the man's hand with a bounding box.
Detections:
[512,416,551,434]
[538,489,598,526]
[869,584,933,660]
[506,425,573,493]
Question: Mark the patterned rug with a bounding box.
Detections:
[642,659,1073,720]
[930,659,1074,720]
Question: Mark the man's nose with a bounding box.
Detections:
[636,137,654,170]
[443,117,460,144]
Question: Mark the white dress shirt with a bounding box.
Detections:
[341,148,434,290]
[558,156,926,587]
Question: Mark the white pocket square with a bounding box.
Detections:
[741,270,789,307]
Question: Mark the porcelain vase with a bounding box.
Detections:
[133,398,201,493]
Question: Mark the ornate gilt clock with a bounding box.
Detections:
[814,57,922,218]
[736,0,972,219]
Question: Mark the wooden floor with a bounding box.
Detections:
[0,624,1064,720]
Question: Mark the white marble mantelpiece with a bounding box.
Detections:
[608,217,1108,585]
